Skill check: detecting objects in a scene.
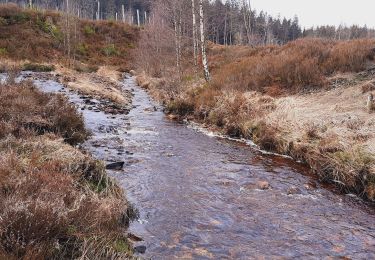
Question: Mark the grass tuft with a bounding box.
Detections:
[22,63,55,72]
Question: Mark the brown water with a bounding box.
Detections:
[33,74,375,259]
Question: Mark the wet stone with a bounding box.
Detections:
[134,245,146,254]
[287,186,302,195]
[128,233,143,242]
[106,162,125,170]
[257,181,270,190]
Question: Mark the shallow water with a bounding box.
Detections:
[27,74,375,258]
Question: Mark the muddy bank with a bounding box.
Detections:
[136,72,375,201]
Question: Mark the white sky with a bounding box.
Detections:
[250,0,375,28]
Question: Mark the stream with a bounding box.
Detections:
[17,73,375,258]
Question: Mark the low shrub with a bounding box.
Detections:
[211,38,375,93]
[22,63,55,72]
[74,62,99,73]
[0,69,133,258]
[103,44,119,56]
[76,43,89,56]
[0,137,132,259]
[83,25,95,36]
[0,47,6,56]
[0,4,138,66]
[166,99,194,116]
[0,17,6,25]
[36,16,62,40]
[0,79,88,144]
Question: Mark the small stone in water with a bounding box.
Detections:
[257,181,270,190]
[287,186,302,195]
[134,245,146,254]
[106,162,125,170]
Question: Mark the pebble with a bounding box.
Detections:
[134,245,146,254]
[257,181,270,190]
[287,186,302,195]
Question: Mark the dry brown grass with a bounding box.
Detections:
[0,136,132,259]
[0,77,88,145]
[210,38,375,94]
[0,3,138,68]
[0,71,133,258]
[137,38,375,200]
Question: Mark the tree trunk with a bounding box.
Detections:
[137,9,140,26]
[122,5,125,23]
[191,0,198,73]
[224,12,227,46]
[242,0,252,45]
[199,0,210,82]
[96,1,100,20]
[173,11,181,76]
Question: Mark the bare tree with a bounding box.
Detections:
[242,0,252,45]
[191,0,198,73]
[199,0,210,81]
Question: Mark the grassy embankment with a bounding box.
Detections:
[0,3,138,105]
[0,4,139,259]
[0,73,134,259]
[136,38,375,201]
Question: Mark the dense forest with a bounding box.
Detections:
[1,0,374,46]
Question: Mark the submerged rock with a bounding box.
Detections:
[287,186,302,195]
[257,181,270,190]
[134,245,146,254]
[128,233,143,242]
[106,161,125,170]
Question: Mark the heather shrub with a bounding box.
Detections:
[0,79,88,145]
[211,38,375,93]
[22,63,55,72]
[0,137,131,259]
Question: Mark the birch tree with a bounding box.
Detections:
[191,0,198,73]
[199,0,210,81]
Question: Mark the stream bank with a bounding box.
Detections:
[25,72,375,258]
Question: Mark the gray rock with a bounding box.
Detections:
[106,162,125,170]
[134,245,146,254]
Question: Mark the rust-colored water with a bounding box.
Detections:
[34,74,375,259]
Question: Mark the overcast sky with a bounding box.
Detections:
[250,0,375,28]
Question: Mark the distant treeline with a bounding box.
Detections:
[0,0,151,22]
[1,0,374,45]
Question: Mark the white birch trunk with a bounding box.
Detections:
[173,12,181,75]
[122,5,125,23]
[192,0,198,71]
[66,0,71,65]
[137,9,140,26]
[96,1,100,20]
[199,0,210,82]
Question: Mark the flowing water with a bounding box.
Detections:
[22,74,375,259]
